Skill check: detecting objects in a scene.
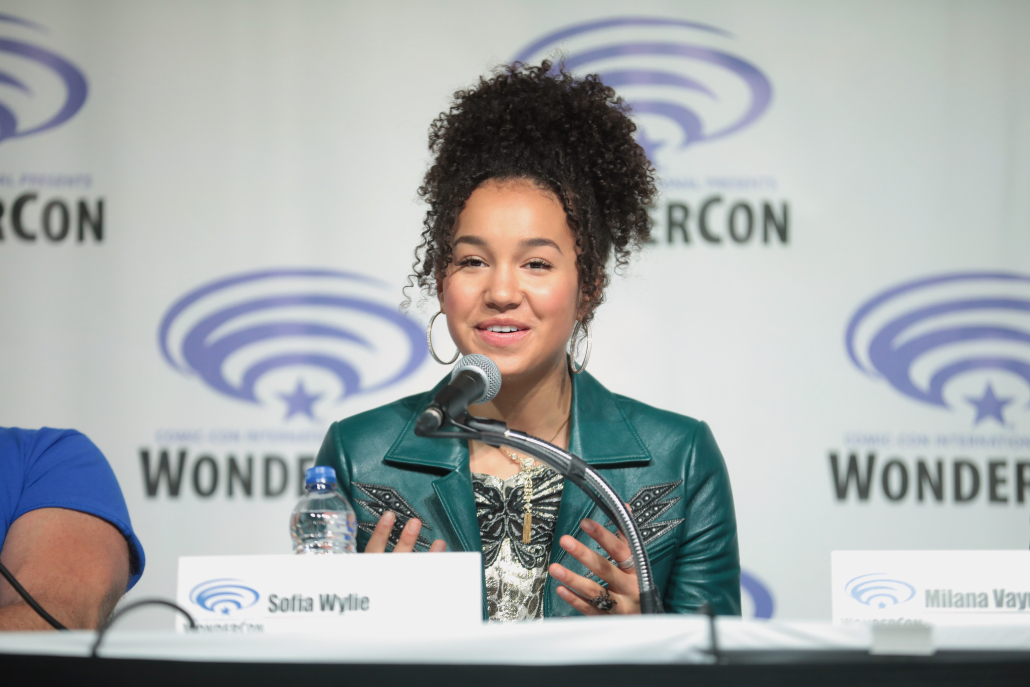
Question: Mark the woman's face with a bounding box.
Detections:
[440,179,580,380]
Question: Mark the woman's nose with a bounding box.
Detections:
[485,264,521,310]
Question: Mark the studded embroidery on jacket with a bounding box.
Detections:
[352,482,433,551]
[624,480,685,548]
[597,480,685,556]
[586,481,685,586]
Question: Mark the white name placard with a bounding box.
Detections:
[176,553,483,633]
[832,550,1030,626]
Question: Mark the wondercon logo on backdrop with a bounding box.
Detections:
[0,14,88,144]
[845,574,915,610]
[740,570,775,619]
[513,17,772,166]
[846,272,1030,427]
[189,579,260,616]
[159,268,428,421]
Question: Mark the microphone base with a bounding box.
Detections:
[640,588,665,615]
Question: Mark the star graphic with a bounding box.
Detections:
[636,129,665,167]
[279,379,322,420]
[966,383,1014,426]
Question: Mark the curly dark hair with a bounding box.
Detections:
[408,60,657,323]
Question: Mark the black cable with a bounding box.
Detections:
[0,558,67,630]
[91,598,196,658]
[699,602,723,664]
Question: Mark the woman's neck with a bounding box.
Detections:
[468,356,572,440]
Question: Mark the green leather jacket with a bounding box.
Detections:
[315,369,741,618]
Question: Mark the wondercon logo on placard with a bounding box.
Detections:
[512,17,772,166]
[189,579,260,616]
[0,14,88,144]
[846,272,1030,427]
[845,574,915,610]
[159,268,428,421]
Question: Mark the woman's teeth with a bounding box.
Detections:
[486,326,520,333]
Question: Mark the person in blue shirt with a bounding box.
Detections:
[0,427,145,630]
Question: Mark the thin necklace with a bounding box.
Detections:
[499,413,570,544]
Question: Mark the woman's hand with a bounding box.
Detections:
[548,518,640,615]
[364,511,446,553]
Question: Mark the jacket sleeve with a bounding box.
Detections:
[315,422,354,502]
[662,421,741,615]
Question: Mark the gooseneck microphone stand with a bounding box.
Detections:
[415,412,665,615]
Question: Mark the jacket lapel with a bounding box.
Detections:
[382,377,481,554]
[548,371,651,577]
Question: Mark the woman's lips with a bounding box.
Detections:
[475,326,530,347]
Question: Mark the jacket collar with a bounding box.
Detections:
[383,368,651,470]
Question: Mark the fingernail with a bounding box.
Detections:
[405,518,420,532]
[383,511,395,523]
[550,566,565,580]
[581,519,596,533]
[560,537,575,552]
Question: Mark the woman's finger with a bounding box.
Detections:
[549,563,608,615]
[364,511,396,553]
[392,517,422,553]
[559,531,631,594]
[582,518,632,569]
[555,583,603,616]
[555,534,630,596]
[429,539,447,553]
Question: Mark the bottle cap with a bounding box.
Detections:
[305,465,337,485]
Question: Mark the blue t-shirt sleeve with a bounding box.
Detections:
[1,427,146,590]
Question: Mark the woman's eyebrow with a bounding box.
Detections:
[519,237,562,253]
[453,235,561,253]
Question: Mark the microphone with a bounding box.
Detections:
[415,354,502,434]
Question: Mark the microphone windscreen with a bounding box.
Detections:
[451,354,502,403]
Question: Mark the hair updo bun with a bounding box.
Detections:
[409,60,657,323]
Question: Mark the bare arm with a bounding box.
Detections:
[0,508,130,631]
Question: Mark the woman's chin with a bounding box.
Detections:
[458,338,565,380]
[494,354,567,383]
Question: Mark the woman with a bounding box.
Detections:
[316,62,739,620]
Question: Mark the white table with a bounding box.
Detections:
[1,617,1028,686]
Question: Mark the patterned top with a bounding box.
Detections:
[471,465,564,622]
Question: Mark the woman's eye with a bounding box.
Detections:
[525,259,552,270]
[458,257,486,268]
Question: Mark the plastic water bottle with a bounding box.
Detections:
[290,466,357,554]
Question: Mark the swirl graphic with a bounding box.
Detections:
[513,17,772,162]
[159,268,428,419]
[0,14,88,144]
[845,573,915,609]
[846,272,1030,424]
[740,569,775,619]
[189,578,260,616]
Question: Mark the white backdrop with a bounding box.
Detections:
[1,0,1028,627]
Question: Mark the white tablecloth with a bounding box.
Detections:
[1,617,1029,664]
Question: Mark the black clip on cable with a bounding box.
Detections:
[416,411,664,615]
[91,599,197,658]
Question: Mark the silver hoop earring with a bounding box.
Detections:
[427,311,460,365]
[568,321,592,374]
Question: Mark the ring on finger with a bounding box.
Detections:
[590,589,617,613]
[615,556,636,571]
